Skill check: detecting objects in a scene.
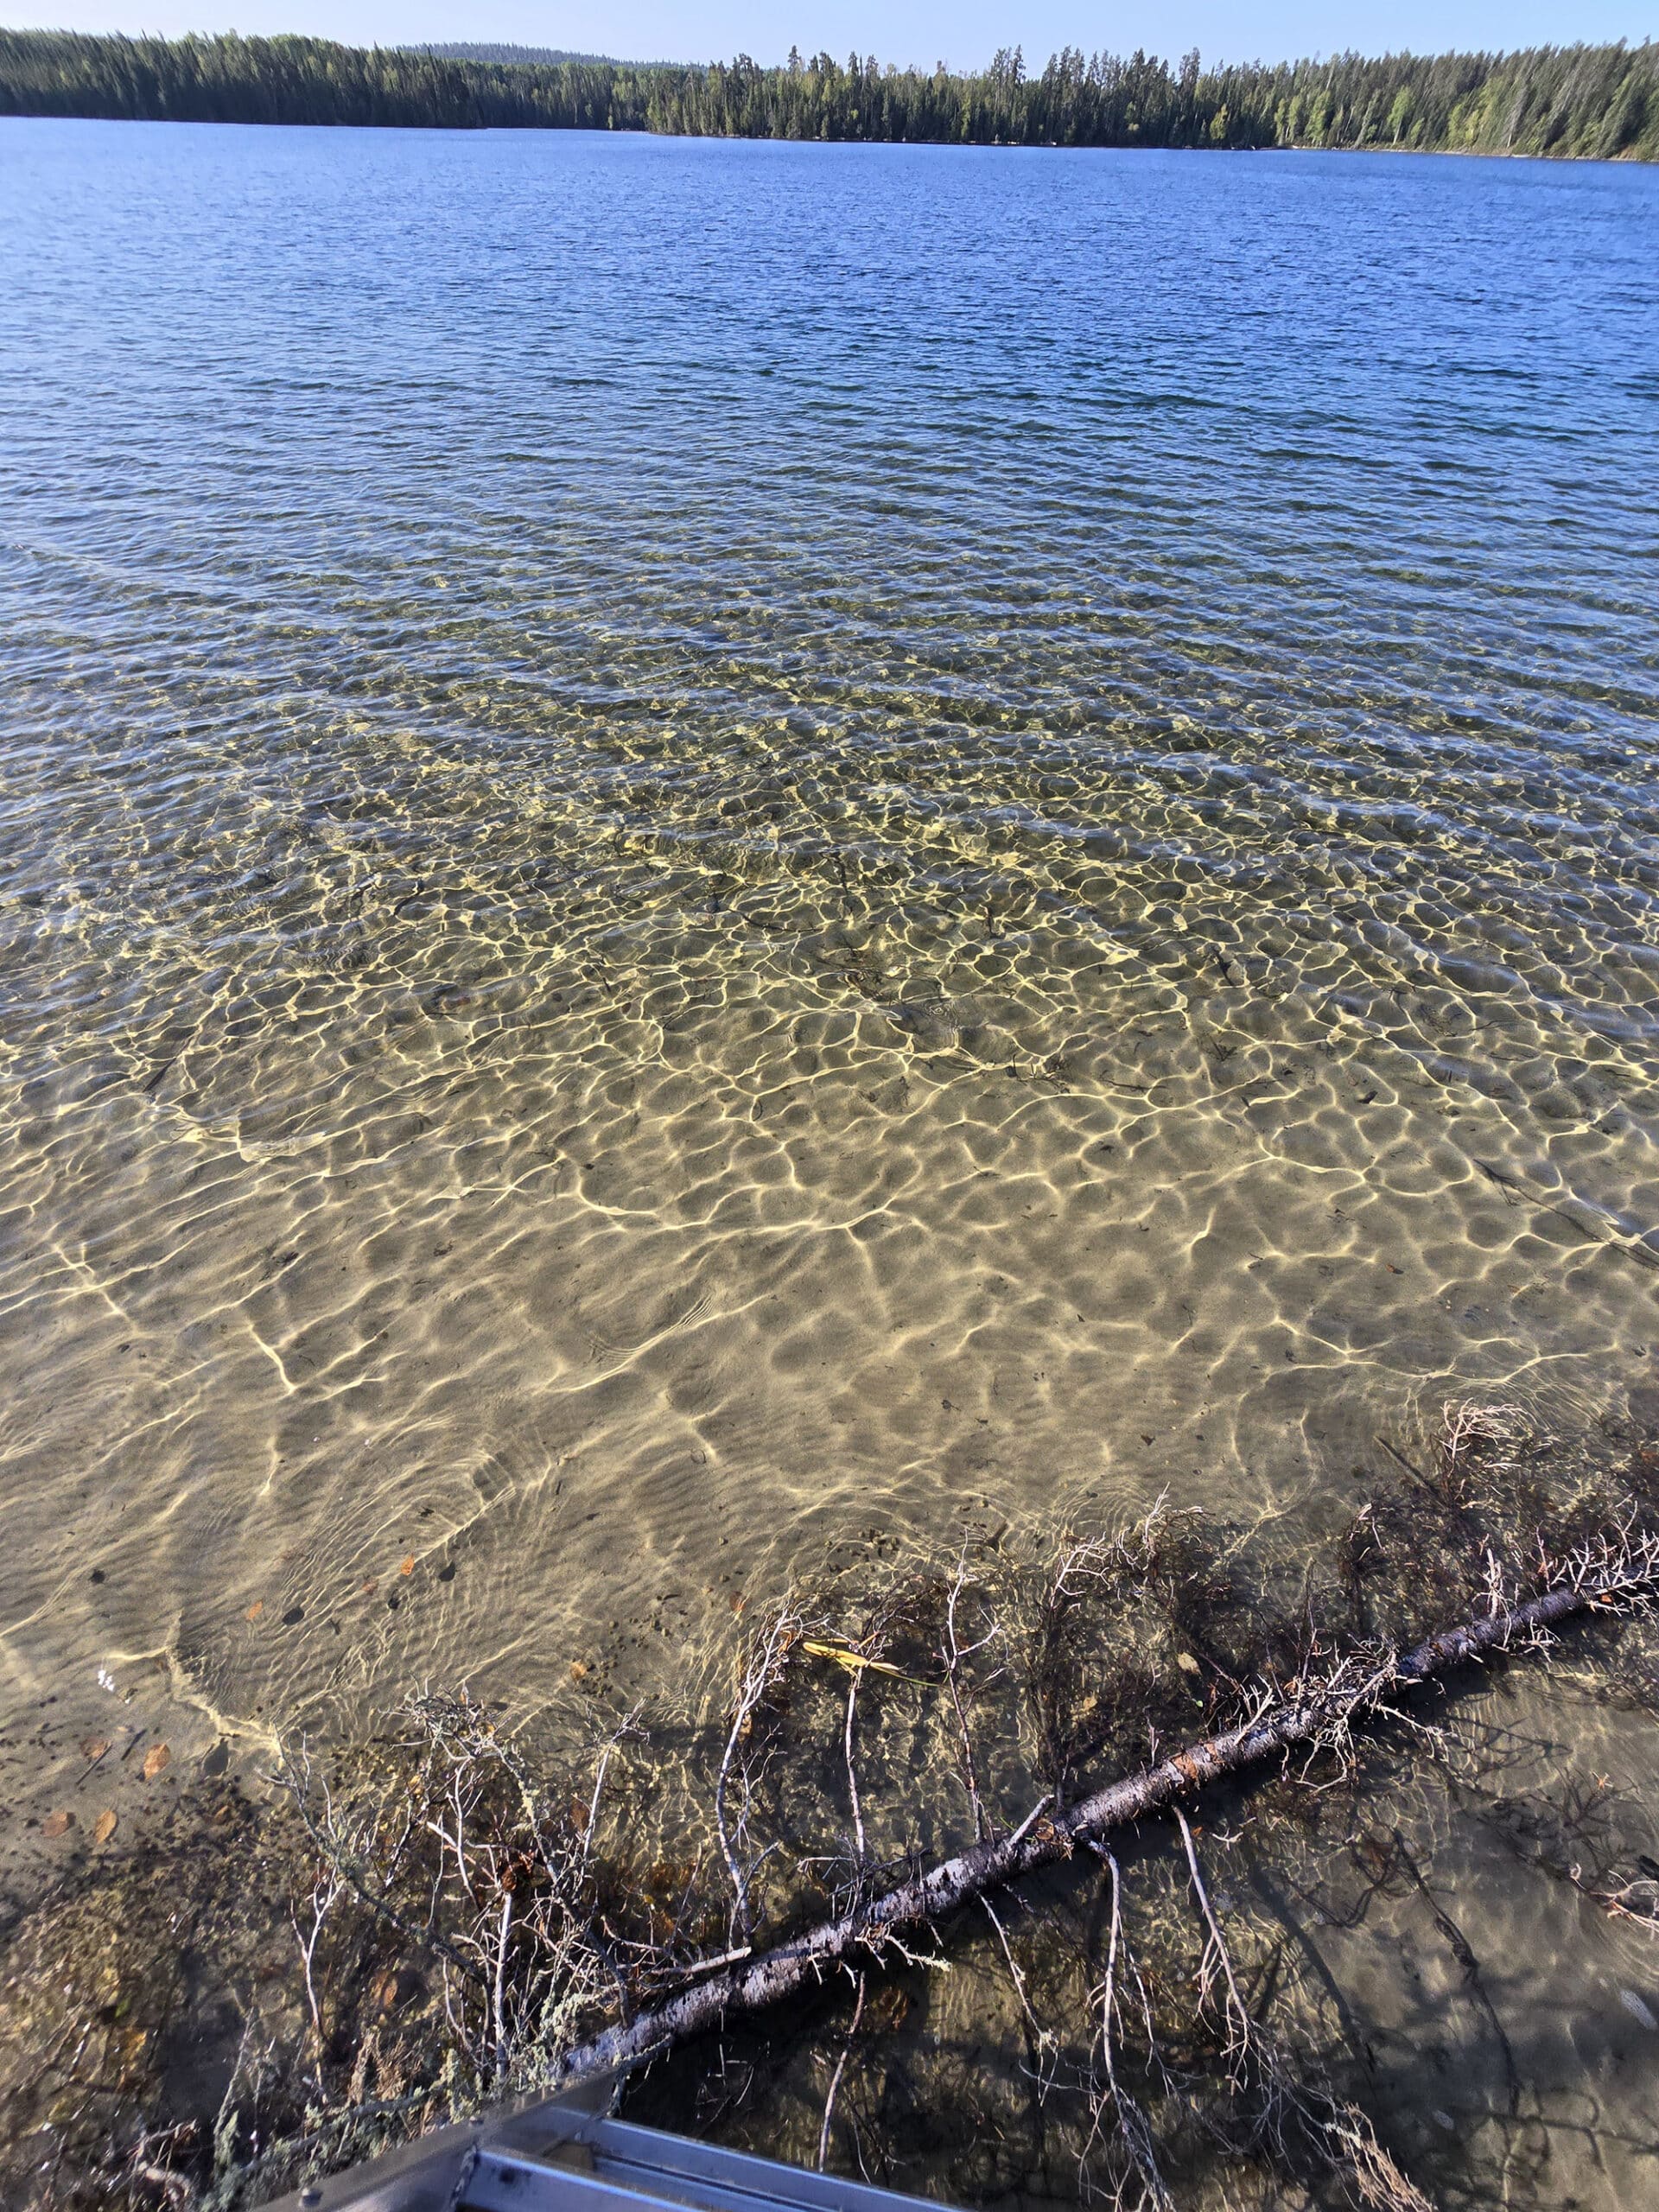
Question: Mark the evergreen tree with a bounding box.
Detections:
[1,30,1653,162]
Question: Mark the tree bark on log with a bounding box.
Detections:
[543,1538,1656,2092]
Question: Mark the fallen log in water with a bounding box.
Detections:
[543,1522,1659,2092]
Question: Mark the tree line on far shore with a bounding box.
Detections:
[1,29,1654,162]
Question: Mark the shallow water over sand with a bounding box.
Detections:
[1,123,1657,1847]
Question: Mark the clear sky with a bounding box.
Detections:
[17,0,1656,70]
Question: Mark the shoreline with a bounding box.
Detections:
[1,111,1655,168]
[3,29,1654,164]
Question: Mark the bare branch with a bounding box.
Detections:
[844,1674,868,1868]
[817,1973,866,2171]
[1174,1809,1250,2082]
[535,1528,1659,2095]
[715,1602,800,1945]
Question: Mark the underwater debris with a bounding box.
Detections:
[6,1402,1659,2212]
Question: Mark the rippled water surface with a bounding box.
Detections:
[2,121,1658,1814]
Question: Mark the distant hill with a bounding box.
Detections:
[414,42,614,67]
[414,41,686,70]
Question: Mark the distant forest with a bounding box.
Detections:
[1,29,1655,162]
[418,44,625,68]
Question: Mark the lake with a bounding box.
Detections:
[2,116,1659,2196]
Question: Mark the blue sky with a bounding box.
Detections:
[24,0,1657,68]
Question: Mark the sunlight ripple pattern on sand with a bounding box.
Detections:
[0,124,1656,1770]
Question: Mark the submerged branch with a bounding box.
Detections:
[541,1527,1659,2091]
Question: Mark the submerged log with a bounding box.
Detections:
[544,1527,1659,2091]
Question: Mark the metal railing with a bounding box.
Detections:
[261,2078,949,2212]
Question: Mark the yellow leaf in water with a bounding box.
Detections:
[1177,1652,1201,1675]
[801,1640,917,1681]
[142,1744,171,1780]
[79,1735,111,1762]
[93,1809,118,1846]
[42,1809,75,1839]
[400,1556,416,1577]
[245,1599,264,1621]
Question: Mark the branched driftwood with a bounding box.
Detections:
[537,1523,1659,2094]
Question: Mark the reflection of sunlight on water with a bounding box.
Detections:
[0,124,1656,2002]
[7,725,1654,1765]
